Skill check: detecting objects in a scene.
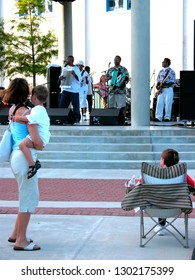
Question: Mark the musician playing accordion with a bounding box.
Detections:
[106,55,129,117]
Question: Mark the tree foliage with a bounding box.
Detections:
[0,0,58,86]
[0,19,6,76]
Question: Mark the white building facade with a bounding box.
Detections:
[0,0,195,86]
[72,0,195,85]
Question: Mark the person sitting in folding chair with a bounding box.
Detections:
[152,149,194,235]
[122,160,194,248]
[125,148,195,236]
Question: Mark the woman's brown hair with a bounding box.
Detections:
[0,78,30,105]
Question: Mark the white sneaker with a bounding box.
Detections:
[82,114,87,121]
[124,181,135,193]
[154,225,166,236]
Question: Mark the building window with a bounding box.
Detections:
[127,0,131,10]
[19,0,53,17]
[106,0,131,12]
[44,0,53,13]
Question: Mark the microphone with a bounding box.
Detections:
[108,62,111,68]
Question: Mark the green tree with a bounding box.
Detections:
[2,0,58,86]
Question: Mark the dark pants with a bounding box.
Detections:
[60,90,81,121]
[87,94,93,114]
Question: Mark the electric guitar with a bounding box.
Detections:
[156,70,170,96]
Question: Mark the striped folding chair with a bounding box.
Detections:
[122,162,193,248]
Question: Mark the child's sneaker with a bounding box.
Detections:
[125,175,136,193]
[82,114,87,121]
[35,160,41,170]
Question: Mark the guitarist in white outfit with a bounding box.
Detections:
[154,58,176,122]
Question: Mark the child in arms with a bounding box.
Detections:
[14,85,51,179]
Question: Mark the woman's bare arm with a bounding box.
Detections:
[14,111,30,123]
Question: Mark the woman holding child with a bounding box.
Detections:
[0,78,43,251]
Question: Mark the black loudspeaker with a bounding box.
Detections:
[90,108,125,125]
[194,20,195,70]
[47,108,75,125]
[180,71,195,120]
[47,66,61,108]
[0,107,9,124]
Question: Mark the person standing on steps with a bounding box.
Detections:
[93,75,108,109]
[154,58,176,122]
[76,60,88,121]
[59,55,82,123]
[106,55,129,118]
[85,66,94,115]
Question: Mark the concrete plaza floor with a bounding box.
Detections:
[0,167,195,261]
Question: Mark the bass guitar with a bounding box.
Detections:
[156,70,170,96]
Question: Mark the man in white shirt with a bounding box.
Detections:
[154,58,176,122]
[59,55,82,123]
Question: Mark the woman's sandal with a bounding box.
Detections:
[8,237,33,243]
[14,242,40,251]
[27,165,37,179]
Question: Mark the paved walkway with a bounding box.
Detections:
[0,168,195,261]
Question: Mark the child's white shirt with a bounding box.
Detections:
[26,105,50,146]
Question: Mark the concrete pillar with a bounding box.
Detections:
[85,0,90,65]
[131,0,150,127]
[0,1,2,18]
[183,0,189,70]
[63,2,73,57]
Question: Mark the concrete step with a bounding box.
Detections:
[2,126,195,136]
[44,143,152,152]
[38,151,195,161]
[44,143,195,152]
[49,129,195,137]
[1,159,195,170]
[34,159,195,170]
[48,135,195,144]
[1,125,195,169]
